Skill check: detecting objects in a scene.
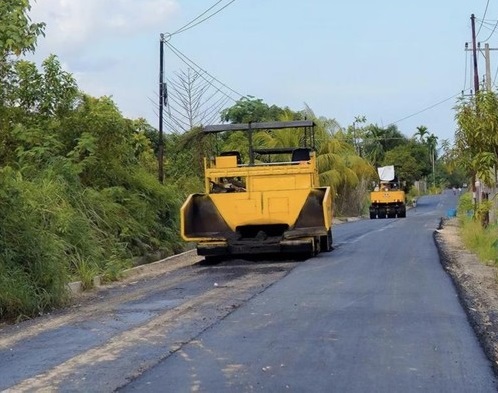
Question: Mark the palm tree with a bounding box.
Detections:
[317,132,376,215]
[439,138,450,158]
[426,133,438,188]
[363,125,386,167]
[414,125,429,143]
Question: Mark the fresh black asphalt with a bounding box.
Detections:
[122,192,497,392]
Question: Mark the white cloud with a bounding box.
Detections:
[26,0,181,124]
[30,0,179,54]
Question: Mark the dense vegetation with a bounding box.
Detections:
[0,1,467,320]
[453,89,498,265]
[457,192,498,265]
[0,1,185,320]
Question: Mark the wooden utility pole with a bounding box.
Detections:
[158,33,165,183]
[471,14,479,94]
[469,14,481,213]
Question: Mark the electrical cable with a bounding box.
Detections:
[154,90,195,121]
[165,41,244,100]
[480,19,498,42]
[476,0,490,37]
[148,95,160,111]
[477,20,498,29]
[493,62,498,88]
[166,74,213,109]
[388,90,471,126]
[172,0,224,35]
[171,0,237,36]
[166,42,242,100]
[199,94,231,120]
[194,77,230,109]
[151,92,195,134]
[165,73,229,122]
[163,115,185,132]
[148,95,188,133]
[154,77,231,133]
[205,102,229,124]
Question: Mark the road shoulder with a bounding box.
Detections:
[434,218,498,375]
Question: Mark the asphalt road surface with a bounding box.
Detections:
[0,190,496,392]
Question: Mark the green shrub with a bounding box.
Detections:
[407,186,421,204]
[0,167,70,319]
[458,194,498,265]
[457,192,474,217]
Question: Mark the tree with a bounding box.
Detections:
[360,124,409,167]
[317,132,376,215]
[454,91,498,226]
[13,55,78,116]
[382,144,426,191]
[221,96,295,123]
[0,0,45,113]
[455,91,498,187]
[426,133,438,188]
[362,125,385,167]
[411,125,441,188]
[414,125,428,143]
[301,103,341,153]
[0,0,45,56]
[165,68,233,133]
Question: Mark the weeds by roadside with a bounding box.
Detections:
[457,193,498,266]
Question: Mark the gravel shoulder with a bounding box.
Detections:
[434,217,498,375]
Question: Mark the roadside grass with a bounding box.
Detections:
[407,186,421,205]
[459,217,498,265]
[458,193,498,265]
[0,164,185,322]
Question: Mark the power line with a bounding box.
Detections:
[172,0,224,35]
[481,19,498,42]
[157,65,236,132]
[199,95,231,121]
[477,21,498,33]
[476,0,490,37]
[388,90,470,126]
[149,95,190,133]
[165,41,244,100]
[477,19,498,28]
[170,0,237,36]
[493,60,498,87]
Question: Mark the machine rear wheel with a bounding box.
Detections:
[202,255,224,265]
[320,229,333,252]
[369,211,376,219]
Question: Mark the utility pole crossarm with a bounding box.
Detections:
[464,40,498,91]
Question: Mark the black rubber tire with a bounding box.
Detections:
[320,228,333,252]
[202,255,224,265]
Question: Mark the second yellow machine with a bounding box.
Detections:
[369,165,406,219]
[180,120,333,260]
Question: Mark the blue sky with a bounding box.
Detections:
[29,0,497,143]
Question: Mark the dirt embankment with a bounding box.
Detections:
[434,218,498,375]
